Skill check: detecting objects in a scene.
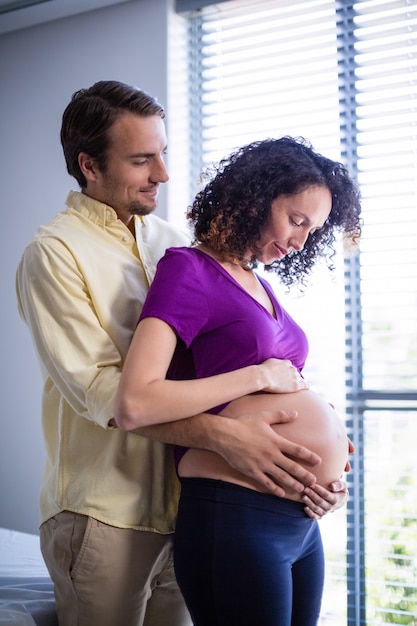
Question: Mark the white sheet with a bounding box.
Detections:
[0,528,57,626]
[0,529,49,578]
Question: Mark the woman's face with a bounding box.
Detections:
[254,185,332,265]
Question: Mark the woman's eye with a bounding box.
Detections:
[291,218,302,227]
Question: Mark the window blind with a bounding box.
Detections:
[342,2,417,624]
[173,0,417,623]
[352,0,417,393]
[186,0,343,175]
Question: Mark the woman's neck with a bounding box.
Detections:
[195,244,275,317]
[195,243,250,271]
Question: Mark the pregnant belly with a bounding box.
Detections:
[178,389,349,500]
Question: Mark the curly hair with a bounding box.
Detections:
[187,136,362,287]
[61,80,165,189]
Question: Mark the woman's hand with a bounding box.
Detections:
[302,480,350,519]
[259,358,309,393]
[343,438,355,473]
[302,438,354,518]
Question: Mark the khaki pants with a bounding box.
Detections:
[40,511,192,626]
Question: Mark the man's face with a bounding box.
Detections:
[84,112,169,226]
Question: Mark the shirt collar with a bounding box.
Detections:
[66,190,120,228]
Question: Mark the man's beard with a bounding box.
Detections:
[128,201,156,217]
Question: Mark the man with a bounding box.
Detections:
[16,80,348,626]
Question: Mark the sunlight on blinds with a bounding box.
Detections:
[197,0,342,166]
[354,0,417,392]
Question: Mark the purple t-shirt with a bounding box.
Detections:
[139,247,309,465]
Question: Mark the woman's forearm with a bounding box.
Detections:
[115,362,272,430]
[114,317,306,430]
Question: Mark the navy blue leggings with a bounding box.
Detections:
[174,478,324,626]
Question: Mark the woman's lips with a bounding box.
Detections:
[274,243,288,258]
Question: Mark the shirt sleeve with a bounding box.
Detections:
[140,247,209,347]
[16,237,121,428]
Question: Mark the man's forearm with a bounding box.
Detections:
[132,413,228,452]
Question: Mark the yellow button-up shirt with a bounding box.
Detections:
[16,191,190,532]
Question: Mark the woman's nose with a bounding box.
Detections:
[289,233,308,251]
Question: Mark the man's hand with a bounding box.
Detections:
[343,438,355,473]
[214,410,321,497]
[129,408,322,497]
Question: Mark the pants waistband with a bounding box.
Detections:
[179,477,307,517]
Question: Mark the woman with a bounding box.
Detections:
[115,136,361,625]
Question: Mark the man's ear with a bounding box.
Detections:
[79,152,99,182]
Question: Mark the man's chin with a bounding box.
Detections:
[129,203,156,217]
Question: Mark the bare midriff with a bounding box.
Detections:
[177,389,349,502]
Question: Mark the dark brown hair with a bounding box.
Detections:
[61,80,165,188]
[187,136,362,287]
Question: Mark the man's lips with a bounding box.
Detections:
[140,187,159,200]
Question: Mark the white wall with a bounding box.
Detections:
[0,0,174,534]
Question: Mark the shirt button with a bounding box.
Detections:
[123,236,129,242]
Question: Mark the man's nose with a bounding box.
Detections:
[151,156,169,183]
